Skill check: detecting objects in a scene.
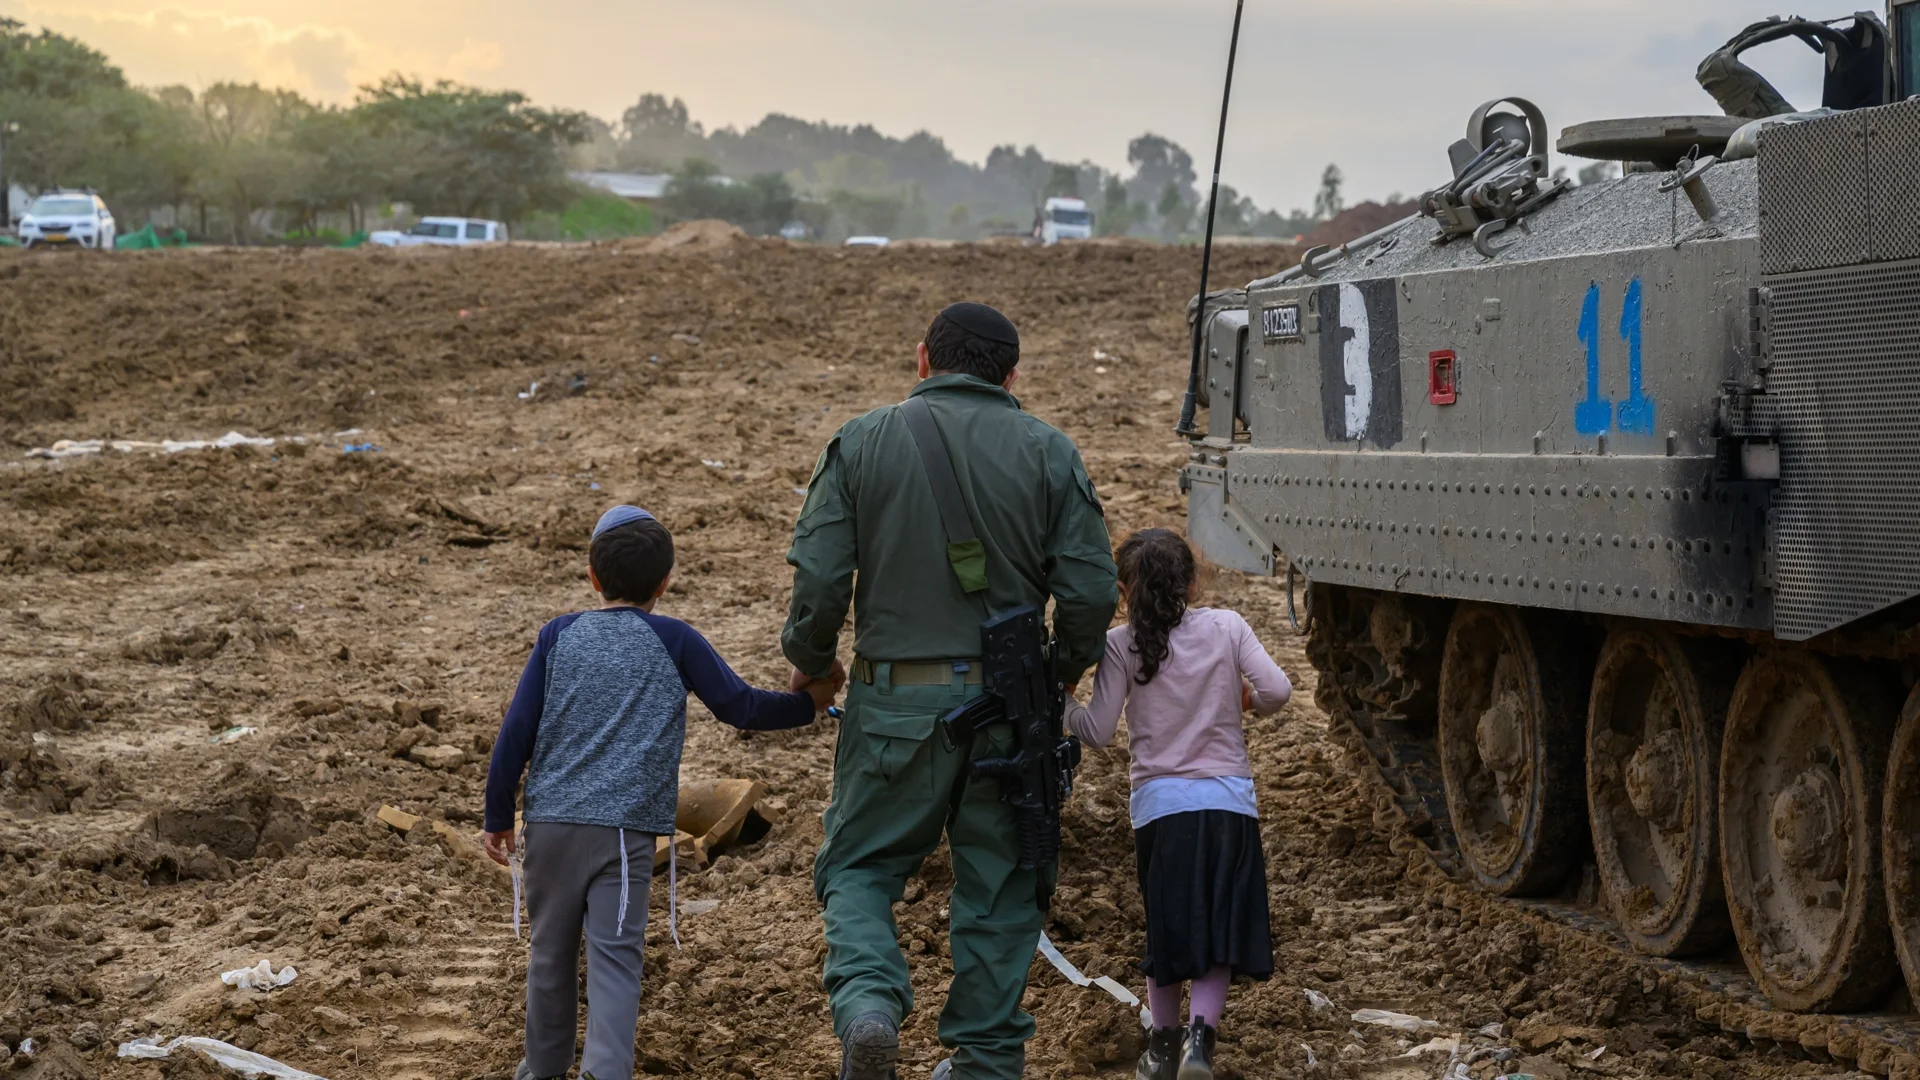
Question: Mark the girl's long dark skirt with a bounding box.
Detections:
[1133,808,1275,984]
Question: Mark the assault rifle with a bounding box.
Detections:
[938,604,1081,905]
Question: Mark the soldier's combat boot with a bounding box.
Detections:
[838,1011,900,1080]
[1177,1018,1216,1080]
[1137,1025,1180,1080]
[930,1058,952,1080]
[511,1060,564,1080]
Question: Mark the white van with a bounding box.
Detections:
[369,217,508,247]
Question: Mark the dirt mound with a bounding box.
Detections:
[0,240,1791,1080]
[1301,198,1420,247]
[634,218,750,252]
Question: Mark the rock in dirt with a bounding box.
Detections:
[146,774,312,860]
[406,744,465,770]
[310,1006,359,1034]
[6,673,99,733]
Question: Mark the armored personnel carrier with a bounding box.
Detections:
[1181,0,1920,1034]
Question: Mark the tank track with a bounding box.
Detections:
[1315,638,1920,1075]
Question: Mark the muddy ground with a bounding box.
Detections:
[0,238,1846,1080]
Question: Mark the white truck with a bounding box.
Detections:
[369,216,507,248]
[1035,196,1093,245]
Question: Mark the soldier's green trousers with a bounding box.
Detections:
[813,671,1051,1080]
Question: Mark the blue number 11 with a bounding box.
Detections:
[1572,278,1654,437]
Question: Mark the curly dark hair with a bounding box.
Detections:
[1116,528,1196,684]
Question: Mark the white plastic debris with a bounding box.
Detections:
[28,430,280,460]
[220,959,298,990]
[1476,1022,1506,1039]
[701,459,726,469]
[1587,1045,1607,1060]
[1301,1044,1317,1067]
[1035,932,1143,1016]
[517,381,540,401]
[118,1035,327,1079]
[1303,988,1335,1010]
[1352,1008,1440,1033]
[1401,1035,1459,1057]
[210,726,258,745]
[17,1038,34,1055]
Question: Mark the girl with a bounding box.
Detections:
[1068,528,1292,1080]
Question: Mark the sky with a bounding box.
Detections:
[0,0,1845,210]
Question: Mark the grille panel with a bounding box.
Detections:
[1768,259,1920,640]
[1868,104,1920,263]
[1760,112,1868,275]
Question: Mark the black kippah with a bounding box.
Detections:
[936,302,1020,347]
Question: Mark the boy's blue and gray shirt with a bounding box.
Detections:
[483,608,813,835]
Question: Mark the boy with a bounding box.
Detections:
[483,505,840,1080]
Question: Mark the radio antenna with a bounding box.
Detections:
[1175,0,1248,438]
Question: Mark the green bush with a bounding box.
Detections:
[525,192,654,241]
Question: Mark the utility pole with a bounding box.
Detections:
[0,121,18,230]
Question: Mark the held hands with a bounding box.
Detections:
[791,659,848,712]
[1241,680,1254,714]
[482,829,515,867]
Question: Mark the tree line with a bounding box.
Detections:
[612,94,1337,242]
[2,18,1351,243]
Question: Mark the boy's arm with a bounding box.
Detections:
[655,616,816,731]
[483,621,558,834]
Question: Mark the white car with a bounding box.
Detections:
[369,217,508,247]
[18,191,116,250]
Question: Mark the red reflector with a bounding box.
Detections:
[1429,350,1457,405]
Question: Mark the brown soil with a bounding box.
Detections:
[0,241,1813,1080]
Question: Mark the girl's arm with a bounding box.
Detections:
[1234,614,1293,716]
[1067,632,1129,747]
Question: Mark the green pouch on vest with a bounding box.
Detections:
[901,395,993,598]
[947,538,989,594]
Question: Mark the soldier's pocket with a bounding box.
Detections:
[852,702,939,785]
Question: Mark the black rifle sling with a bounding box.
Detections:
[899,395,974,546]
[899,395,991,602]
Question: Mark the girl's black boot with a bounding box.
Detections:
[1177,1018,1217,1080]
[1137,1025,1181,1080]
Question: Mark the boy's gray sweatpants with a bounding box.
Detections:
[523,822,654,1080]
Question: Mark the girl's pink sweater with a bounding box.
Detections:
[1068,607,1292,789]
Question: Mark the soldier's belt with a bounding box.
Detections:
[851,657,984,686]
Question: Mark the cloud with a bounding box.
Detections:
[0,1,506,102]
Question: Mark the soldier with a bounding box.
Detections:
[783,302,1119,1080]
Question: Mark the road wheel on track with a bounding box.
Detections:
[1587,627,1737,957]
[1721,649,1898,1012]
[1884,682,1920,1008]
[1438,604,1587,896]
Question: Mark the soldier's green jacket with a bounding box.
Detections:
[782,373,1118,685]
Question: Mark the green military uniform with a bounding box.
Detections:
[783,373,1118,1080]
